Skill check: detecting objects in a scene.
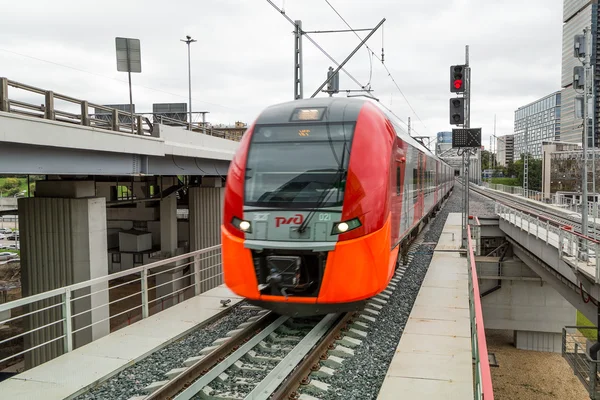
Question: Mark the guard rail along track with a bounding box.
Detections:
[467,180,599,237]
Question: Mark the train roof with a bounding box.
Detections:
[256,97,450,167]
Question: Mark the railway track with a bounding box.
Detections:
[125,271,403,400]
[468,182,600,237]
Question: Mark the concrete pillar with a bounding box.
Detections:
[479,257,576,353]
[189,185,225,293]
[18,181,109,368]
[156,196,182,308]
[160,196,177,256]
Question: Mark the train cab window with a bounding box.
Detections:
[396,167,401,196]
[245,123,355,208]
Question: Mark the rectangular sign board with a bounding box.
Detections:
[152,103,188,124]
[452,128,482,148]
[115,37,141,73]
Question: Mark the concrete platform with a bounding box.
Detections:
[0,285,243,400]
[378,213,474,399]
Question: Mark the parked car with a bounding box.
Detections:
[6,244,19,250]
[0,252,17,261]
[0,228,11,234]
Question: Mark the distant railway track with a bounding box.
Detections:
[467,182,600,237]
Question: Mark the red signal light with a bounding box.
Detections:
[453,79,463,90]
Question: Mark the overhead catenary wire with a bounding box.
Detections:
[266,0,369,90]
[323,0,430,134]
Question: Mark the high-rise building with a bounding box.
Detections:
[560,0,599,146]
[496,134,514,167]
[514,91,561,159]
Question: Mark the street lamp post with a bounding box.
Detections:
[181,35,197,131]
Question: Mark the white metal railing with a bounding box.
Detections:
[0,245,222,372]
[0,78,242,142]
[562,326,600,399]
[467,224,494,399]
[482,182,600,216]
[495,202,600,282]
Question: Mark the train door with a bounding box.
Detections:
[413,151,424,223]
[435,161,439,205]
[391,140,405,247]
[419,153,425,218]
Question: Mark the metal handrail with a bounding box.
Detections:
[0,77,245,142]
[467,224,494,399]
[562,326,600,399]
[495,202,600,282]
[482,182,600,217]
[0,245,223,370]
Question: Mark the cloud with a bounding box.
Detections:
[0,0,564,145]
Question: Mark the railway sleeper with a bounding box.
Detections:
[244,350,283,363]
[268,331,304,344]
[310,365,336,378]
[302,379,330,395]
[232,360,269,372]
[257,340,294,353]
[199,386,245,400]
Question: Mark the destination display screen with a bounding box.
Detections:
[252,123,354,143]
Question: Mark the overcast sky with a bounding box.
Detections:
[0,0,563,149]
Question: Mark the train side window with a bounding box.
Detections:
[413,168,418,203]
[396,167,401,196]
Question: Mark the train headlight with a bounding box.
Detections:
[232,217,252,233]
[332,218,361,235]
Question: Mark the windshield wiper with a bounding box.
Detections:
[297,136,348,234]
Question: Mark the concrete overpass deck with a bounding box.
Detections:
[0,78,240,176]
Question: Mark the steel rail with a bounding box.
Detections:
[470,183,598,236]
[145,311,279,400]
[270,312,354,399]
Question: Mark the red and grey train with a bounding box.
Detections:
[221,97,454,316]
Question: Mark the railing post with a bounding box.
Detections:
[62,288,73,353]
[596,242,600,284]
[141,268,149,319]
[112,109,119,131]
[136,115,143,135]
[81,101,89,126]
[590,358,597,396]
[194,254,201,296]
[546,220,550,243]
[45,91,55,120]
[559,230,563,260]
[0,77,8,112]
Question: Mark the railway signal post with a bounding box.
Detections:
[450,45,482,248]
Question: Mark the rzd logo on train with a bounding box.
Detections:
[275,214,304,227]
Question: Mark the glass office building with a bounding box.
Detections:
[514,92,561,159]
[560,0,599,146]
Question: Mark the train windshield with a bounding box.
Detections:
[245,123,355,208]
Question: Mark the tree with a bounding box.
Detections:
[2,178,19,190]
[1,178,21,197]
[479,150,493,171]
[514,154,542,192]
[506,161,518,178]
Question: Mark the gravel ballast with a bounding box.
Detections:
[307,186,465,400]
[75,304,260,400]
